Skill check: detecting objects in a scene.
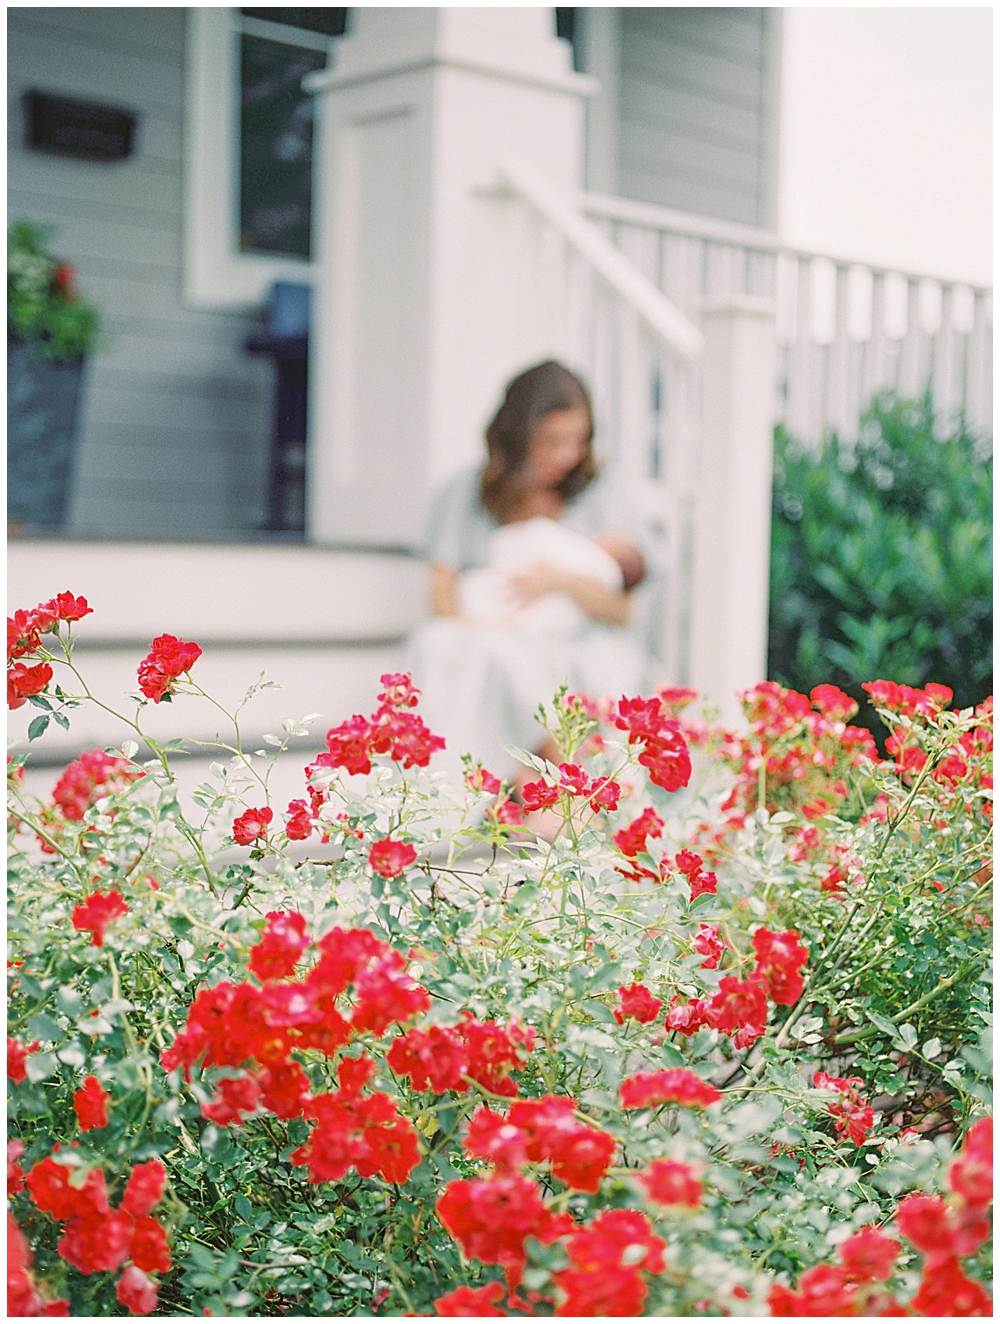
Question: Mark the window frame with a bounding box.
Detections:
[183,8,337,310]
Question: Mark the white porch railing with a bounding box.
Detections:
[497,161,707,684]
[581,190,993,449]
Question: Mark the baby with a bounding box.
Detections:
[458,516,642,637]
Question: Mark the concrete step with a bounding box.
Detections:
[8,539,425,642]
[9,641,408,765]
[8,540,425,763]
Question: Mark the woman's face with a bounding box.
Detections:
[524,407,591,490]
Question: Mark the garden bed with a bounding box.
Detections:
[7,595,993,1316]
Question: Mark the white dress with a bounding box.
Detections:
[407,467,662,781]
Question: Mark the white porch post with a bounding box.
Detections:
[305,9,595,547]
[688,298,778,724]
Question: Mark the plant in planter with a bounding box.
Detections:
[8,220,101,532]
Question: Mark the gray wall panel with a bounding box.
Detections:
[616,8,779,226]
[8,6,271,538]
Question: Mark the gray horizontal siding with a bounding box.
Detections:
[620,80,762,152]
[8,7,272,538]
[618,7,773,226]
[623,4,763,60]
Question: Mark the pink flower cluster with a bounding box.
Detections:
[51,749,145,822]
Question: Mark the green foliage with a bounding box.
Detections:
[6,629,993,1316]
[8,219,101,361]
[769,395,992,741]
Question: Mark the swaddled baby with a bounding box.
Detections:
[458,516,631,637]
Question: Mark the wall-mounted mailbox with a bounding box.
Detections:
[23,90,137,161]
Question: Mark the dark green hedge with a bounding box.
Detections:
[768,395,992,738]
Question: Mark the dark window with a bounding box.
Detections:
[554,9,581,72]
[239,34,327,259]
[554,8,575,44]
[241,9,348,38]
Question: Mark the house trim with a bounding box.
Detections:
[182,7,322,311]
[304,56,597,99]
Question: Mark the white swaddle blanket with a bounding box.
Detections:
[457,516,623,638]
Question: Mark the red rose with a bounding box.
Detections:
[136,633,201,702]
[71,890,129,947]
[613,982,663,1025]
[637,1158,703,1208]
[73,1076,110,1130]
[7,661,53,710]
[368,838,417,878]
[116,1265,158,1316]
[232,806,273,846]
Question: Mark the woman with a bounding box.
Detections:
[409,361,656,782]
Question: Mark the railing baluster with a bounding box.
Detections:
[828,262,851,442]
[786,256,813,443]
[966,290,992,440]
[864,271,888,404]
[932,284,957,436]
[897,277,923,400]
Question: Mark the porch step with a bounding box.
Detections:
[9,642,409,766]
[8,541,424,764]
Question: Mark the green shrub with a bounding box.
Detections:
[769,395,992,743]
[6,598,993,1316]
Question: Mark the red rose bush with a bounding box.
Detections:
[7,599,991,1315]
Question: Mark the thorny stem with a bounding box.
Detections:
[832,960,978,1046]
[808,753,942,988]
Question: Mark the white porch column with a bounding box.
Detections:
[688,298,778,724]
[305,9,595,547]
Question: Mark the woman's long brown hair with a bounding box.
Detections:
[481,361,597,522]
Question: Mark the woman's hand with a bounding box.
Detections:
[509,562,632,627]
[429,564,461,617]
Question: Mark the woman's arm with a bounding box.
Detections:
[429,563,461,617]
[509,564,633,627]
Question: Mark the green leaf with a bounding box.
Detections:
[896,1023,919,1051]
[25,1051,58,1082]
[26,1012,63,1042]
[867,1010,898,1039]
[27,714,50,740]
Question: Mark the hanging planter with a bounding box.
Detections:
[7,220,100,531]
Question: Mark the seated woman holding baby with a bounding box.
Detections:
[409,360,657,785]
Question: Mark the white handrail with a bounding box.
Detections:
[583,189,991,295]
[498,158,704,363]
[582,189,781,255]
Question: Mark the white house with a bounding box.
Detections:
[8,7,992,763]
